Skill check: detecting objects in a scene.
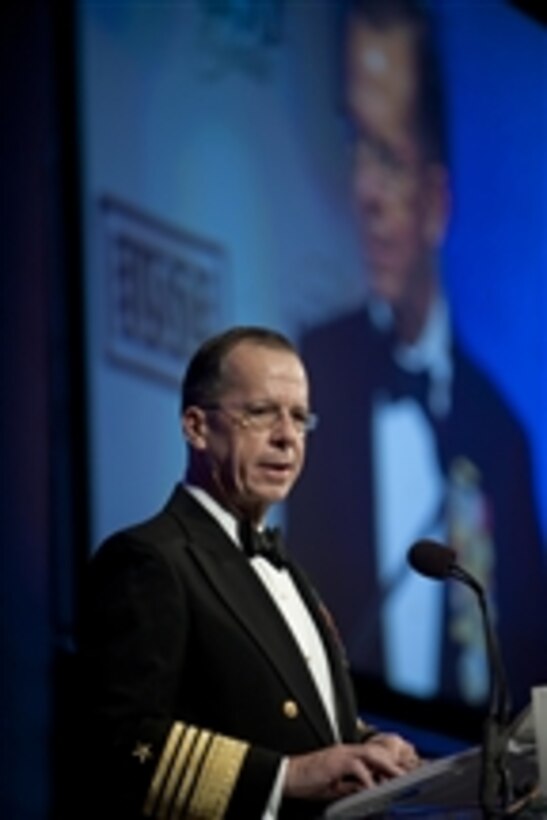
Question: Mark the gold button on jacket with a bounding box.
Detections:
[283,700,299,719]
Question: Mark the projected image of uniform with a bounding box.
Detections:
[287,0,547,710]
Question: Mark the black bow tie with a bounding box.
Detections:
[238,520,286,569]
[385,358,431,411]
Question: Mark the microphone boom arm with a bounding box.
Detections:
[408,540,513,819]
[450,565,512,817]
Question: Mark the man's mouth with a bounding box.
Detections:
[365,233,395,268]
[260,462,293,478]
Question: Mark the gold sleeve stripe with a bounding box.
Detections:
[168,729,212,819]
[187,735,249,820]
[156,726,199,819]
[143,722,185,817]
[143,723,248,820]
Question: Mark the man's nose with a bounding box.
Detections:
[355,161,386,206]
[270,410,301,442]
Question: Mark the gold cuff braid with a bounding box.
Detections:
[143,722,249,820]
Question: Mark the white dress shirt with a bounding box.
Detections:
[370,296,453,697]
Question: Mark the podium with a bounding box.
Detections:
[323,707,543,819]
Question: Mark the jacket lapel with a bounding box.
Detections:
[288,562,359,742]
[166,487,336,746]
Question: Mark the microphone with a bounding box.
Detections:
[407,539,512,819]
[407,539,456,581]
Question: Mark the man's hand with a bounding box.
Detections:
[363,733,421,781]
[284,734,420,801]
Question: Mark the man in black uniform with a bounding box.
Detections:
[80,326,419,819]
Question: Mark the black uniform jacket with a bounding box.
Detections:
[79,485,361,820]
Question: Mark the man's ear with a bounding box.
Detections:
[425,163,451,247]
[182,406,208,450]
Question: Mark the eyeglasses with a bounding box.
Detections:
[345,121,423,190]
[202,402,319,436]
